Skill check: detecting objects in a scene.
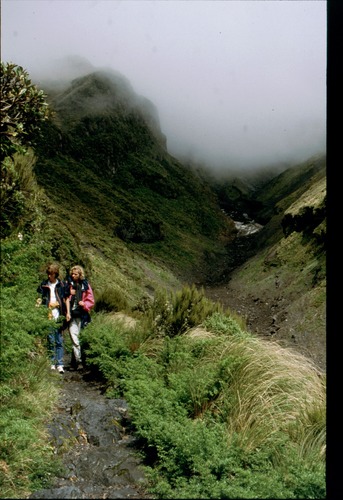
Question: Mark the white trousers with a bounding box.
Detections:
[69,318,82,363]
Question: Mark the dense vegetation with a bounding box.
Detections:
[1,62,50,238]
[82,307,325,499]
[0,62,50,162]
[0,64,326,498]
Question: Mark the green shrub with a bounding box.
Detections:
[148,284,224,337]
[203,310,248,337]
[1,62,50,162]
[82,313,163,394]
[94,286,129,313]
[0,257,53,381]
[77,305,326,500]
[122,350,325,499]
[0,360,63,499]
[0,233,64,497]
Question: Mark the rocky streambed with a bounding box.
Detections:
[29,357,152,499]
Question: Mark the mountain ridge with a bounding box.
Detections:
[31,69,326,368]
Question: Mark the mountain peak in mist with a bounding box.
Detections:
[46,67,166,148]
[32,55,95,88]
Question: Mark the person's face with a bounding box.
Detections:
[47,271,57,283]
[71,271,80,282]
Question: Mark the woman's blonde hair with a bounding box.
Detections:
[70,265,85,280]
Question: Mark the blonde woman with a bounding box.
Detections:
[65,265,94,369]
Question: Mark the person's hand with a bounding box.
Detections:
[49,301,59,308]
[79,300,85,307]
[66,312,71,321]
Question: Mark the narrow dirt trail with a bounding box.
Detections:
[29,356,152,499]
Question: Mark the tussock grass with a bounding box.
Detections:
[83,301,325,499]
[216,336,325,452]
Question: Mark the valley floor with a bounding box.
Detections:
[204,280,326,372]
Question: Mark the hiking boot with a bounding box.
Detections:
[57,365,64,374]
[51,365,56,370]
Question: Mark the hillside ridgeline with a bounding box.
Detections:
[32,70,327,370]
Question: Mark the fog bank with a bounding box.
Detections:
[1,0,326,171]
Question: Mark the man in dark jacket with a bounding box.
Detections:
[37,263,67,373]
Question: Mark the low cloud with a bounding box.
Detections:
[1,0,326,172]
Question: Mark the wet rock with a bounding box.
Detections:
[28,359,151,499]
[30,486,83,499]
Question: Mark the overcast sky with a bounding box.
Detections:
[1,0,327,172]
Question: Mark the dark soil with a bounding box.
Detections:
[202,259,326,373]
[204,281,326,372]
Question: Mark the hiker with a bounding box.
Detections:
[65,265,95,369]
[37,263,68,373]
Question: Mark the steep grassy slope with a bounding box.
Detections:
[219,155,326,370]
[33,69,237,295]
[31,70,326,368]
[254,153,326,245]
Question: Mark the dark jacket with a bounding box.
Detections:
[37,279,67,317]
[65,277,94,328]
[64,277,89,294]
